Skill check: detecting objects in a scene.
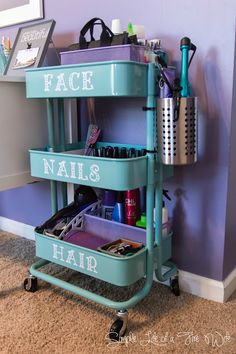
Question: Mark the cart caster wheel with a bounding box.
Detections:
[109,319,126,341]
[170,277,180,296]
[23,277,38,292]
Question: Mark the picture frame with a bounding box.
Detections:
[4,19,56,76]
[0,0,44,29]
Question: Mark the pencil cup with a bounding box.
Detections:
[0,45,7,74]
[3,48,11,61]
[157,97,198,165]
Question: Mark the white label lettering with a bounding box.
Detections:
[70,161,76,179]
[77,163,88,181]
[89,164,100,182]
[55,73,68,92]
[57,161,69,177]
[78,252,85,269]
[44,74,53,91]
[65,250,78,266]
[42,158,100,183]
[43,158,55,174]
[43,71,94,93]
[86,256,98,273]
[69,72,80,91]
[82,71,94,90]
[52,244,64,261]
[51,245,98,274]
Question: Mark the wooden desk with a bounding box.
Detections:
[0,76,47,191]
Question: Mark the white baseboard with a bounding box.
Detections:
[176,269,235,303]
[154,267,236,303]
[223,267,236,302]
[0,216,35,240]
[0,217,235,302]
[178,270,225,302]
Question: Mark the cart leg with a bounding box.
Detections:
[109,309,128,341]
[170,271,180,296]
[23,274,38,293]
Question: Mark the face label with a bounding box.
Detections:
[43,71,94,93]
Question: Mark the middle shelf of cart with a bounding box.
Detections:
[29,141,173,190]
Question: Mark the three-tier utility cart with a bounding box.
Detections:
[23,61,179,339]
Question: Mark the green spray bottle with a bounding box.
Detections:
[136,190,171,232]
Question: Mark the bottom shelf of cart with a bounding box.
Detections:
[35,230,172,287]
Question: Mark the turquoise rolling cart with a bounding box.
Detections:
[23,61,179,340]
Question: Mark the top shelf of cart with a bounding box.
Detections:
[25,61,148,99]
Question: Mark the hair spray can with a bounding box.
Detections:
[124,189,140,226]
[101,190,116,220]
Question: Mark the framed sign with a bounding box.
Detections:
[4,19,55,76]
[0,0,44,29]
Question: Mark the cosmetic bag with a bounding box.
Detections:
[67,17,130,51]
[60,18,144,65]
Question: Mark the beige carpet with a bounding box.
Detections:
[0,231,235,354]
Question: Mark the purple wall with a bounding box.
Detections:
[0,0,235,281]
[224,37,236,279]
[0,181,51,226]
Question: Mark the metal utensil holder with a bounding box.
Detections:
[157,96,198,165]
